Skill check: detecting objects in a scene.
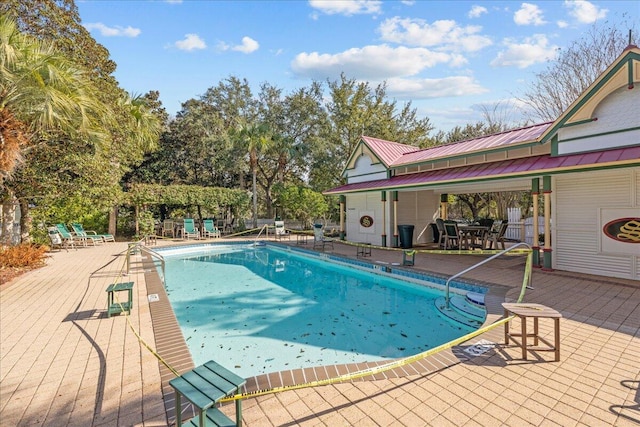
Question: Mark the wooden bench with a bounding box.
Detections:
[170,360,246,427]
[106,281,134,318]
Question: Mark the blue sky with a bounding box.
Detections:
[77,0,638,132]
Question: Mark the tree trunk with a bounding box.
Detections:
[109,205,117,236]
[252,169,257,228]
[1,190,16,246]
[18,197,32,244]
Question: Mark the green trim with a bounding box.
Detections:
[347,170,389,179]
[531,178,539,193]
[381,235,387,247]
[324,161,640,195]
[543,249,552,270]
[339,195,346,203]
[558,126,640,144]
[540,50,640,145]
[543,176,551,192]
[342,139,389,175]
[392,191,398,202]
[440,194,448,203]
[381,191,386,202]
[560,118,597,128]
[629,58,635,89]
[551,134,558,156]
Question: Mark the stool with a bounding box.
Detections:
[402,250,415,266]
[356,243,371,257]
[106,281,134,318]
[502,303,562,361]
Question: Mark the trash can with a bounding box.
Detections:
[430,223,439,243]
[397,224,415,249]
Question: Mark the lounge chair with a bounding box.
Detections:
[202,219,221,238]
[55,223,88,247]
[47,226,75,251]
[274,220,290,240]
[313,225,334,251]
[182,218,199,239]
[71,223,115,243]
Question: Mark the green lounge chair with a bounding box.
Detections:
[182,218,199,239]
[71,223,115,243]
[48,226,75,251]
[55,223,89,247]
[202,219,220,238]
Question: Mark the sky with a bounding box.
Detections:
[76,0,639,132]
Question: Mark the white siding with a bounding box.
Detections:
[558,86,640,154]
[553,167,640,280]
[346,154,388,184]
[344,193,384,245]
[396,191,440,245]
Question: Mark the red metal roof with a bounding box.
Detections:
[325,146,640,194]
[389,122,553,167]
[360,136,419,167]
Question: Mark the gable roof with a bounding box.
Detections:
[539,45,640,144]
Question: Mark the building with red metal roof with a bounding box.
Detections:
[325,45,640,280]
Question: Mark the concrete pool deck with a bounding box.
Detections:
[1,237,638,426]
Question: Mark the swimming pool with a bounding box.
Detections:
[157,243,485,378]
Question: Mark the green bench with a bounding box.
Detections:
[170,360,246,427]
[106,281,134,318]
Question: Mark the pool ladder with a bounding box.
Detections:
[444,242,534,310]
[253,223,270,245]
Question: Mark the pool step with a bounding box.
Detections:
[465,291,485,308]
[435,295,486,328]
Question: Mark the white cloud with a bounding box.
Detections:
[84,22,140,37]
[174,34,206,51]
[564,0,607,24]
[378,17,492,52]
[386,76,489,99]
[291,45,459,80]
[232,37,260,54]
[556,20,569,28]
[514,3,547,26]
[468,5,488,19]
[491,34,558,68]
[309,0,382,16]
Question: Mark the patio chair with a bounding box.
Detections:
[71,223,114,243]
[487,220,508,249]
[202,219,221,238]
[48,226,75,251]
[274,220,290,240]
[313,225,334,251]
[182,218,199,240]
[55,223,88,247]
[442,222,462,250]
[161,220,175,238]
[435,218,446,248]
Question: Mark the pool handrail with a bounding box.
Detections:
[253,223,270,245]
[444,242,534,309]
[127,240,166,286]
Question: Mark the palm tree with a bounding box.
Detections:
[0,15,108,243]
[231,121,271,229]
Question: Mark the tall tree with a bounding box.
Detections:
[0,15,109,243]
[518,20,638,121]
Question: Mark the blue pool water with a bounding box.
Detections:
[158,244,479,378]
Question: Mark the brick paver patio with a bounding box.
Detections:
[1,237,638,426]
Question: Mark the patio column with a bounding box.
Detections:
[531,178,541,268]
[381,191,387,247]
[339,195,346,240]
[542,176,553,270]
[440,194,448,219]
[392,191,399,247]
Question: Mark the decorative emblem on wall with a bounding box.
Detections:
[603,218,640,243]
[359,215,374,228]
